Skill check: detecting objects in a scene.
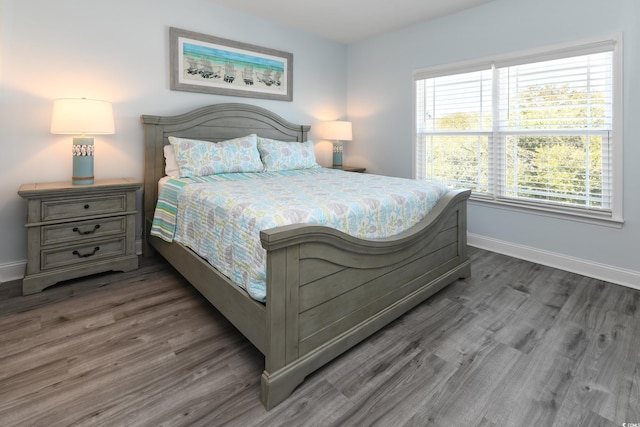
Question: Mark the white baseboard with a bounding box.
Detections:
[136,238,143,257]
[468,233,640,291]
[0,261,26,284]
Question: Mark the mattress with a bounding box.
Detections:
[151,167,449,302]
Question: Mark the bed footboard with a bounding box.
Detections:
[259,189,471,409]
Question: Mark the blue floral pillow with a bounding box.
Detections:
[257,137,318,171]
[169,134,264,177]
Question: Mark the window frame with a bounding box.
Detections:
[412,34,624,228]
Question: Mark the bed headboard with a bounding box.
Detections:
[140,103,310,242]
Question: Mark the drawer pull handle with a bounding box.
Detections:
[72,247,100,258]
[84,204,90,209]
[73,224,100,235]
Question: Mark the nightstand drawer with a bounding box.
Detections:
[41,195,127,221]
[41,237,127,271]
[41,217,126,245]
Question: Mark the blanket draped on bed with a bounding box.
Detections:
[151,167,448,302]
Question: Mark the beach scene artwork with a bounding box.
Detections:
[178,38,288,95]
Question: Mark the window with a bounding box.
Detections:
[414,35,623,225]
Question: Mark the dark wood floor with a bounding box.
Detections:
[0,247,638,426]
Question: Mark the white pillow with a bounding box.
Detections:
[169,134,264,177]
[163,144,180,177]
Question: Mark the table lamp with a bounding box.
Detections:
[50,98,115,185]
[320,120,352,169]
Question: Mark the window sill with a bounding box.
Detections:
[468,196,624,229]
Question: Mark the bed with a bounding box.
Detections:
[141,103,471,409]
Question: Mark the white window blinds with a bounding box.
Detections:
[414,36,621,221]
[415,68,493,193]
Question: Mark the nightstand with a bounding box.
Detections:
[341,166,366,173]
[18,178,141,295]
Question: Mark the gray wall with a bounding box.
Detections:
[0,0,347,279]
[346,0,639,285]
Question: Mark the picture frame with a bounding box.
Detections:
[170,27,293,102]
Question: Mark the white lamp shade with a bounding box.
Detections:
[319,120,352,141]
[51,98,115,135]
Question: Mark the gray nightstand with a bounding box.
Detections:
[18,178,141,295]
[341,166,366,173]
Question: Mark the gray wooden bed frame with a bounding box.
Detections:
[141,103,471,410]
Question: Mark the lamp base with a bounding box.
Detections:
[332,142,343,169]
[72,137,95,185]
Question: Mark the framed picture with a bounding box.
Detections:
[170,27,293,101]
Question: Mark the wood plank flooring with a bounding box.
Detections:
[0,247,638,426]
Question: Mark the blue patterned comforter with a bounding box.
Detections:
[151,167,448,302]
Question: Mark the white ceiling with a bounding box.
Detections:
[208,0,496,44]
